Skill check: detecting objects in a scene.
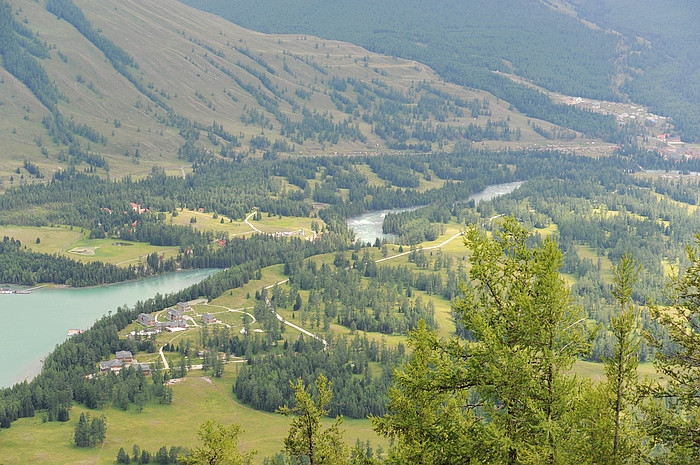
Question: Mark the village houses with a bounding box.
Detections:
[98,350,151,375]
[167,307,184,321]
[137,313,156,327]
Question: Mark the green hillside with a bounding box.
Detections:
[182,0,700,142]
[0,0,604,186]
[2,0,682,191]
[569,0,700,142]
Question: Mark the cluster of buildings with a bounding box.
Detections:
[129,202,150,214]
[98,301,220,374]
[136,301,218,333]
[137,302,191,332]
[660,147,700,162]
[98,350,151,375]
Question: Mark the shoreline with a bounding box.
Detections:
[0,268,222,389]
[0,268,223,292]
[8,359,43,388]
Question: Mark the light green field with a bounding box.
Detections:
[593,205,669,230]
[166,210,254,235]
[533,223,559,238]
[592,206,620,218]
[0,372,385,465]
[653,191,699,214]
[65,238,179,265]
[354,164,387,188]
[660,258,678,278]
[0,225,84,253]
[353,164,447,194]
[416,169,447,192]
[0,225,178,266]
[190,303,254,328]
[370,225,470,268]
[572,360,661,383]
[575,244,614,282]
[253,214,325,236]
[275,278,456,346]
[166,210,324,240]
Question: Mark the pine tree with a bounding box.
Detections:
[375,218,590,464]
[177,420,255,465]
[155,446,168,464]
[645,237,700,463]
[277,374,350,465]
[213,356,224,378]
[89,415,106,445]
[372,321,480,463]
[117,446,131,464]
[606,254,643,462]
[74,412,89,447]
[571,254,647,464]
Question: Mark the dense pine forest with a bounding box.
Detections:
[2,146,700,462]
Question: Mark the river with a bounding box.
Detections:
[466,181,523,205]
[347,181,524,244]
[346,206,421,245]
[0,268,219,388]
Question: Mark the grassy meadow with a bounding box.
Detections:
[0,371,385,465]
[0,225,179,266]
[165,209,325,239]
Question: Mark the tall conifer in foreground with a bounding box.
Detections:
[645,237,700,463]
[375,217,590,464]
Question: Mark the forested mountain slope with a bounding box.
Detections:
[569,0,700,142]
[0,0,610,186]
[182,0,700,143]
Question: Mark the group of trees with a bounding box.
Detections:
[197,0,700,144]
[0,146,598,287]
[179,375,369,465]
[271,218,700,464]
[480,168,700,362]
[169,218,700,464]
[9,0,617,177]
[0,224,348,428]
[235,333,401,419]
[73,412,106,447]
[382,204,451,244]
[6,134,700,463]
[0,147,636,247]
[374,218,591,463]
[573,0,700,143]
[280,257,439,335]
[74,362,173,411]
[117,444,189,464]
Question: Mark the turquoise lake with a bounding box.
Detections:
[0,268,219,388]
